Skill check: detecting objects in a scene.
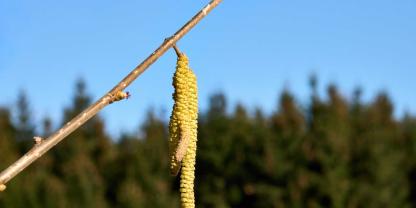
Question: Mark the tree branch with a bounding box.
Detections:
[0,0,222,191]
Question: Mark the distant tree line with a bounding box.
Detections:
[0,77,415,207]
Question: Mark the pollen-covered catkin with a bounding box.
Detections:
[169,53,192,176]
[179,63,198,208]
[168,52,198,208]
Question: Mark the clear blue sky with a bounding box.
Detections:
[1,0,415,136]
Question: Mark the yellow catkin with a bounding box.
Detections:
[169,54,191,176]
[168,53,198,208]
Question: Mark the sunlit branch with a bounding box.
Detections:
[0,0,222,191]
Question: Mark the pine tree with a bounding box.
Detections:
[52,79,108,207]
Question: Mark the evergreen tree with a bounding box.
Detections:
[196,93,232,208]
[0,78,415,207]
[53,78,108,207]
[15,90,35,142]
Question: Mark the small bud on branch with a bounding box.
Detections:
[33,137,43,145]
[0,184,6,192]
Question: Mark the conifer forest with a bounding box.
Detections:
[0,77,415,207]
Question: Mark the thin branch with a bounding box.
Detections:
[173,45,182,57]
[0,0,222,191]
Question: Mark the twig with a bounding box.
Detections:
[173,45,183,56]
[0,0,222,191]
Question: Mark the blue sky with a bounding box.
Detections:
[1,0,415,136]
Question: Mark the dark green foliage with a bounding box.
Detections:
[0,79,415,207]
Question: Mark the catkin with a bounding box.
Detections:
[168,52,198,208]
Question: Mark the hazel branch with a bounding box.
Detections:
[0,0,222,191]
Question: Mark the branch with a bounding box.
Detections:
[173,45,183,57]
[0,0,222,191]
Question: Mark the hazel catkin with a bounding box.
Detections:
[168,52,198,208]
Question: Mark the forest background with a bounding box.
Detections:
[1,1,416,207]
[0,77,416,207]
